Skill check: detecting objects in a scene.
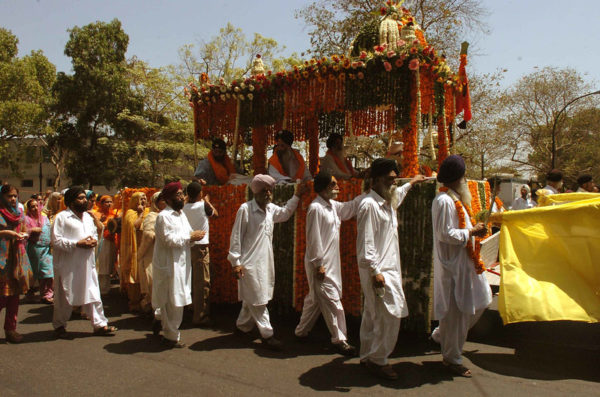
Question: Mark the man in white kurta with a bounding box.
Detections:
[51,186,116,337]
[228,174,307,350]
[295,173,361,356]
[542,169,563,194]
[510,184,535,210]
[357,158,425,380]
[152,182,205,348]
[430,155,492,378]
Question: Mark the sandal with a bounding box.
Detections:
[93,325,118,335]
[443,360,472,378]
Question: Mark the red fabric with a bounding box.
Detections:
[326,150,356,177]
[208,151,236,185]
[268,149,307,180]
[0,295,19,331]
[454,54,472,122]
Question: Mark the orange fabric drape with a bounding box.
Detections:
[120,193,148,286]
[326,149,356,176]
[208,151,236,185]
[268,149,306,180]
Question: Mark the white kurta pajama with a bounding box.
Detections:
[228,196,299,338]
[430,191,492,365]
[51,209,108,330]
[357,184,412,366]
[152,207,193,342]
[295,195,361,343]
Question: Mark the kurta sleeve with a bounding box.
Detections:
[158,213,190,248]
[434,198,469,246]
[227,205,248,267]
[305,205,324,268]
[357,201,381,275]
[51,214,77,251]
[393,182,412,209]
[335,194,362,221]
[272,196,299,223]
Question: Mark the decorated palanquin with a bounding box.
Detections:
[187,3,477,334]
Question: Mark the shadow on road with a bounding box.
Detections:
[465,346,600,383]
[103,333,172,354]
[20,304,53,325]
[18,330,94,343]
[299,357,453,391]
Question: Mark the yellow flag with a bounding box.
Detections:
[498,196,600,324]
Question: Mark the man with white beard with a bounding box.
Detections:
[228,174,308,350]
[430,155,492,377]
[295,172,362,356]
[357,158,425,380]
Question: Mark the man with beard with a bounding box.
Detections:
[268,130,312,184]
[228,174,308,350]
[319,134,357,180]
[295,172,362,356]
[357,158,425,379]
[51,186,117,338]
[152,181,205,348]
[194,139,239,185]
[430,155,492,377]
[576,174,596,193]
[542,169,564,194]
[511,184,535,210]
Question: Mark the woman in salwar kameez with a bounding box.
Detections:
[25,199,54,304]
[0,185,33,343]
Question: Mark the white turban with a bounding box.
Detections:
[521,184,531,193]
[250,174,276,194]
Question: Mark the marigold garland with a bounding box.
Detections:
[401,70,419,177]
[439,187,486,274]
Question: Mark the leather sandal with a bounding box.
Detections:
[93,325,118,335]
[443,360,472,378]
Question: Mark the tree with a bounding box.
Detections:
[498,67,599,181]
[113,59,200,187]
[53,19,135,188]
[0,28,56,175]
[178,23,301,84]
[295,0,489,59]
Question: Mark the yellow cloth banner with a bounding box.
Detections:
[498,196,600,324]
[537,191,599,207]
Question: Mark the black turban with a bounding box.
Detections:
[437,155,466,184]
[276,130,294,147]
[370,158,399,180]
[577,174,593,186]
[547,169,563,182]
[314,172,333,193]
[326,134,343,149]
[212,138,226,150]
[64,186,85,207]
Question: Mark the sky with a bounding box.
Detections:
[1,0,599,89]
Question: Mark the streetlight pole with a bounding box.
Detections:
[551,90,600,169]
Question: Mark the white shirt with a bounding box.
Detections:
[183,201,209,245]
[356,183,412,318]
[228,196,299,305]
[51,209,101,306]
[431,191,492,320]
[305,195,361,299]
[152,206,193,308]
[511,196,535,210]
[542,184,559,194]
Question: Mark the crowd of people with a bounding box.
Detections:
[0,132,597,381]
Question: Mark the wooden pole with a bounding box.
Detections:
[232,98,242,162]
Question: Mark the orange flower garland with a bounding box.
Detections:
[401,71,419,177]
[467,180,482,215]
[439,187,486,274]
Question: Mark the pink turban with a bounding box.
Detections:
[250,174,276,194]
[160,181,183,201]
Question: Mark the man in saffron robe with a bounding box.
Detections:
[430,155,492,378]
[120,192,148,312]
[194,139,239,185]
[268,130,312,184]
[319,134,357,180]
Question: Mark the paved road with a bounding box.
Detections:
[1,289,598,396]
